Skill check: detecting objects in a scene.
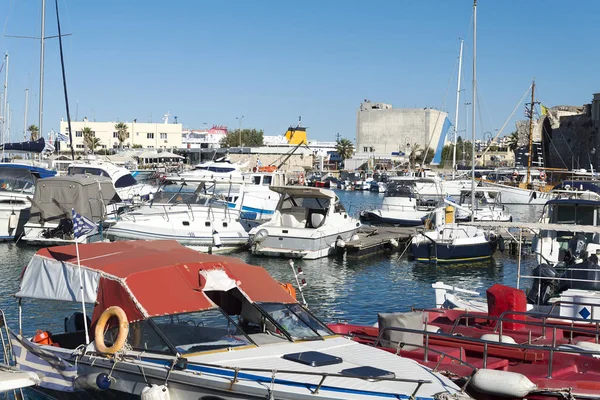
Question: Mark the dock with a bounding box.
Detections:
[344,226,417,258]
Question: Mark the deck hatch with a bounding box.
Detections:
[282,351,342,367]
[341,366,396,380]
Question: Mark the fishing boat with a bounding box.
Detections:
[0,163,56,240]
[240,170,287,222]
[449,188,513,222]
[106,178,249,252]
[360,181,435,226]
[20,175,118,245]
[1,240,471,400]
[248,186,361,259]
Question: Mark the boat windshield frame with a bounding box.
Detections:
[256,302,334,341]
[0,167,37,195]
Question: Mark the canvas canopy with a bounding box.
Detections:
[28,175,119,224]
[0,138,46,153]
[270,186,335,199]
[16,240,296,324]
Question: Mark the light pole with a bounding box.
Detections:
[236,115,244,147]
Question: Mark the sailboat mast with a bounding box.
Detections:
[2,53,8,160]
[526,80,535,185]
[38,0,46,141]
[23,88,29,140]
[452,39,464,179]
[470,0,477,222]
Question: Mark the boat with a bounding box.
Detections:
[180,156,246,180]
[450,188,513,222]
[368,180,387,193]
[20,175,118,245]
[106,178,249,252]
[67,159,156,202]
[248,186,361,259]
[0,163,56,240]
[360,181,435,226]
[1,240,471,400]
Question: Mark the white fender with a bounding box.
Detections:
[8,212,17,230]
[480,333,516,344]
[212,230,222,248]
[336,238,346,248]
[471,370,537,398]
[141,384,171,400]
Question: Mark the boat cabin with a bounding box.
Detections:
[269,186,346,229]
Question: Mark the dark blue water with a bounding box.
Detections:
[0,190,542,337]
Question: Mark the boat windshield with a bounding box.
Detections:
[280,194,331,211]
[0,168,35,194]
[257,302,332,340]
[114,174,138,188]
[386,182,416,198]
[150,309,252,354]
[551,204,598,226]
[68,166,111,178]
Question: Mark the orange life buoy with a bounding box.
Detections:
[259,165,277,173]
[279,282,297,299]
[298,173,305,186]
[32,330,54,345]
[94,306,129,355]
[539,171,547,181]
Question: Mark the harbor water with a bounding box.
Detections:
[0,190,544,337]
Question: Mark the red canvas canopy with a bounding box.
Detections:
[17,240,295,324]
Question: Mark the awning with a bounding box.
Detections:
[269,186,336,199]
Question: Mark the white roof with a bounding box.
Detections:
[269,186,336,198]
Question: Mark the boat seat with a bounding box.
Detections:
[281,214,305,228]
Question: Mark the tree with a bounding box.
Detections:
[27,125,39,141]
[335,138,354,167]
[507,131,519,151]
[89,137,102,154]
[114,122,129,149]
[415,146,435,165]
[220,128,264,147]
[82,127,94,152]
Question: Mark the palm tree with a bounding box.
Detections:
[89,137,102,154]
[507,131,519,151]
[114,122,129,149]
[409,144,421,168]
[27,125,39,141]
[82,127,94,153]
[335,138,354,168]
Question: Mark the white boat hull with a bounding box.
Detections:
[482,181,551,205]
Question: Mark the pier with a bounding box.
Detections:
[344,226,416,258]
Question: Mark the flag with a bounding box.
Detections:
[43,141,55,153]
[72,208,97,238]
[56,132,69,142]
[541,104,549,116]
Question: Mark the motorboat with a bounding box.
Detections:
[237,171,287,230]
[21,175,119,245]
[106,179,249,252]
[181,156,246,180]
[2,240,471,400]
[68,159,156,202]
[449,188,513,222]
[360,181,435,227]
[369,181,387,193]
[410,206,498,263]
[248,186,361,259]
[0,163,56,241]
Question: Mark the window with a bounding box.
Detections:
[160,133,167,140]
[68,167,110,178]
[258,303,332,340]
[147,133,154,139]
[263,176,273,186]
[75,131,83,137]
[114,174,137,188]
[113,132,118,138]
[75,144,85,149]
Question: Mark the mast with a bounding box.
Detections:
[526,79,535,185]
[452,39,464,179]
[2,53,8,160]
[470,0,477,222]
[38,0,46,142]
[23,89,29,140]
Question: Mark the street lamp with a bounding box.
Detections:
[236,115,244,147]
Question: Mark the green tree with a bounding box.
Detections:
[415,146,435,165]
[220,128,264,147]
[89,137,102,154]
[82,126,94,152]
[507,131,519,151]
[114,122,129,149]
[28,125,39,141]
[335,138,354,167]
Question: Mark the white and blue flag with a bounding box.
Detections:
[72,209,96,238]
[56,132,70,142]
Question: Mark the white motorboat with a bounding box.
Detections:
[106,179,249,252]
[0,163,56,240]
[181,156,246,180]
[360,181,434,226]
[68,159,157,201]
[21,175,118,245]
[2,240,470,400]
[450,188,513,222]
[249,186,361,259]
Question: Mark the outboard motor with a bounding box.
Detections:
[563,234,588,265]
[560,254,600,292]
[526,263,558,305]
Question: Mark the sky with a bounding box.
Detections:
[0,0,598,143]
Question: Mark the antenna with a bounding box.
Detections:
[163,111,170,124]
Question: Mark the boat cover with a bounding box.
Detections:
[16,240,295,324]
[0,138,46,153]
[0,163,57,179]
[270,186,335,198]
[28,175,119,224]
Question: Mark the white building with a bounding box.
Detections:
[182,125,227,149]
[58,118,182,152]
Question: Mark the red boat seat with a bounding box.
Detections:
[487,284,527,330]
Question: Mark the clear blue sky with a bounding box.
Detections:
[0,0,598,143]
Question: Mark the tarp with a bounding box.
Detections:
[17,240,296,324]
[0,138,46,153]
[431,117,452,166]
[28,175,119,224]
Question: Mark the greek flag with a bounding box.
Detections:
[72,208,96,238]
[56,132,69,142]
[10,331,77,392]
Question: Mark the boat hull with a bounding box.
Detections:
[482,181,551,205]
[360,210,424,227]
[411,240,497,263]
[251,228,358,259]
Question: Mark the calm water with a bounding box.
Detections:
[0,190,544,337]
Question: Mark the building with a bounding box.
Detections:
[355,100,451,165]
[182,125,227,149]
[58,118,182,152]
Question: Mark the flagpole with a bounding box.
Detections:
[74,231,90,345]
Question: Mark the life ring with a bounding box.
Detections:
[539,171,547,181]
[252,167,258,172]
[298,173,305,186]
[32,330,54,346]
[279,282,297,299]
[94,306,129,354]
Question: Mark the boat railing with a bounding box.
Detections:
[375,324,600,379]
[0,310,25,400]
[169,358,433,399]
